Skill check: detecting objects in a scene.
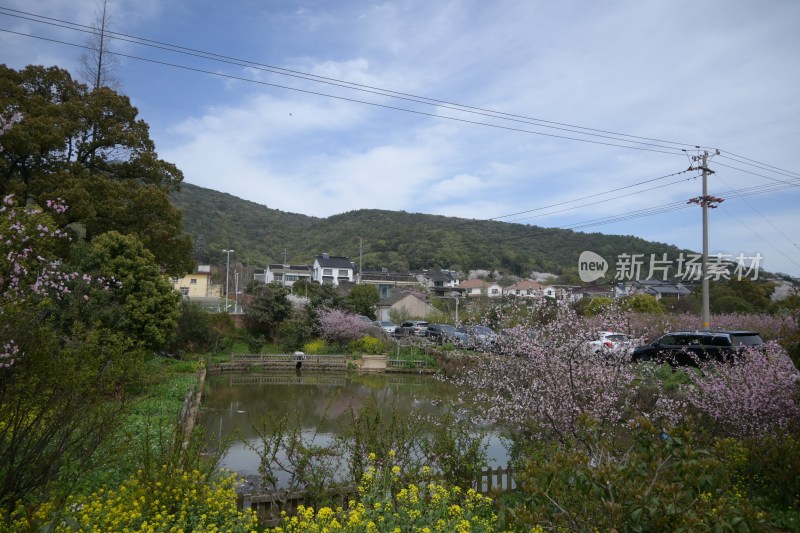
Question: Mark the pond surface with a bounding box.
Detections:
[198,371,509,485]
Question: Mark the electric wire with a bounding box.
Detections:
[716,175,800,257]
[0,26,693,157]
[3,5,799,259]
[717,206,800,271]
[558,181,797,231]
[505,173,697,223]
[0,6,707,153]
[488,169,693,221]
[4,7,799,187]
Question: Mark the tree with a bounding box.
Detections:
[346,284,379,319]
[246,282,292,340]
[0,65,192,274]
[79,0,121,90]
[618,293,666,314]
[573,296,613,317]
[0,199,138,511]
[68,231,181,351]
[317,308,369,346]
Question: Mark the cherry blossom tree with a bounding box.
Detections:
[317,308,369,346]
[683,342,800,437]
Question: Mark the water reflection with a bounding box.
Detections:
[199,371,509,482]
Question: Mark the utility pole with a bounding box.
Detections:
[359,237,363,284]
[234,271,240,314]
[687,150,721,330]
[701,151,710,330]
[223,249,234,311]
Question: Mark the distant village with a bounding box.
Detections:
[171,252,696,320]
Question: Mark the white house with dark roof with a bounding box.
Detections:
[312,253,356,285]
[358,268,420,299]
[265,264,313,287]
[417,268,461,296]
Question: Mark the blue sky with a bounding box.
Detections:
[2,0,799,277]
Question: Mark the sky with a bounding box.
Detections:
[2,0,800,278]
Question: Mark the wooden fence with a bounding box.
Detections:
[241,465,515,527]
[387,358,428,368]
[229,353,349,369]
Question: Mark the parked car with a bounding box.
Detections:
[373,320,398,334]
[425,324,458,344]
[456,325,498,350]
[586,331,636,356]
[355,315,373,324]
[395,320,430,337]
[631,330,764,366]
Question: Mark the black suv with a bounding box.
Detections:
[631,330,764,366]
[395,320,429,337]
[425,324,457,344]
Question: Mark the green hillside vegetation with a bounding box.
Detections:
[172,183,694,277]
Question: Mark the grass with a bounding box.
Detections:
[79,356,203,492]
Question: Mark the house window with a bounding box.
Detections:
[180,287,189,295]
[190,278,197,285]
[285,274,298,282]
[491,288,499,295]
[338,269,349,278]
[323,268,333,276]
[171,277,179,284]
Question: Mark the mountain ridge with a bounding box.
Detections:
[170,182,695,280]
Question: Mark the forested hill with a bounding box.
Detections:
[171,183,694,277]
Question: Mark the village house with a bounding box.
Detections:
[503,279,545,298]
[358,268,420,299]
[457,278,503,298]
[171,265,219,298]
[311,253,357,285]
[375,291,438,321]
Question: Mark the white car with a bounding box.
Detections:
[373,320,397,334]
[586,331,635,356]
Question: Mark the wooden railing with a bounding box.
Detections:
[241,465,515,527]
[387,358,428,368]
[230,353,349,368]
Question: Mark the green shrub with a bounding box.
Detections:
[502,418,769,532]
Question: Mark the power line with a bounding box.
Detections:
[719,151,800,180]
[506,172,696,223]
[489,169,693,221]
[0,5,706,154]
[717,206,800,271]
[557,180,797,231]
[714,160,800,188]
[0,26,695,157]
[716,175,800,256]
[4,7,799,192]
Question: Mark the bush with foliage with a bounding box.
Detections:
[503,418,770,532]
[303,339,328,355]
[0,468,257,532]
[348,335,386,355]
[269,452,498,533]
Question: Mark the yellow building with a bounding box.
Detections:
[171,265,219,298]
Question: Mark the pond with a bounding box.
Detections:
[198,371,510,487]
